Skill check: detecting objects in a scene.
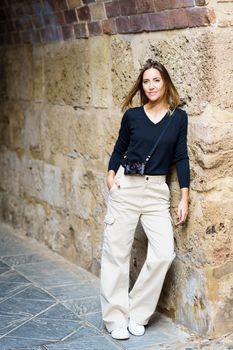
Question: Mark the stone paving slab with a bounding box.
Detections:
[0,224,232,350]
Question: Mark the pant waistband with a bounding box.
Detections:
[118,166,166,184]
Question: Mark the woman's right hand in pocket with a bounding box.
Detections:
[107,170,120,191]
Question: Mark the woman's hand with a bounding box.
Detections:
[107,170,120,191]
[176,188,189,226]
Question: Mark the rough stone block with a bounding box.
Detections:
[4,46,33,101]
[110,36,137,108]
[89,36,111,107]
[44,41,90,106]
[67,0,83,9]
[160,260,210,335]
[0,151,21,197]
[89,2,106,20]
[22,156,66,208]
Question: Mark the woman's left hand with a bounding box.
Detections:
[176,198,189,226]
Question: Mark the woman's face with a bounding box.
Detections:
[142,68,166,103]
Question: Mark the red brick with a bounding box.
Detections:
[0,0,8,9]
[44,12,66,26]
[129,14,150,32]
[64,8,77,23]
[195,0,207,5]
[148,12,170,30]
[56,11,66,25]
[32,14,44,29]
[21,31,31,44]
[74,22,89,38]
[116,16,131,33]
[154,0,194,11]
[105,1,121,18]
[88,21,102,35]
[77,5,91,21]
[10,2,24,17]
[101,18,117,34]
[136,0,155,14]
[119,0,137,16]
[6,20,15,32]
[186,7,210,27]
[43,1,54,14]
[31,2,43,14]
[0,32,13,46]
[0,22,6,33]
[29,29,41,44]
[168,8,189,29]
[0,8,7,21]
[22,2,34,15]
[12,31,22,44]
[51,0,68,11]
[44,13,58,26]
[41,25,63,42]
[23,15,33,30]
[62,24,75,40]
[14,19,25,31]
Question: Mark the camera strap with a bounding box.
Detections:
[144,108,176,165]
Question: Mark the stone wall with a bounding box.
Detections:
[0,0,233,340]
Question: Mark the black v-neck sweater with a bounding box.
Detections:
[108,106,190,188]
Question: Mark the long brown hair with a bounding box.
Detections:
[122,60,180,111]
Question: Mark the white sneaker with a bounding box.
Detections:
[111,327,130,340]
[128,319,145,336]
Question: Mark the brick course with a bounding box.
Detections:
[0,0,215,45]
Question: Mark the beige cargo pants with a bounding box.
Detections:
[100,166,175,332]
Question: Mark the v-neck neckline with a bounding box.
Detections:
[142,105,169,126]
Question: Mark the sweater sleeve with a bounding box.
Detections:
[108,110,130,173]
[174,112,190,188]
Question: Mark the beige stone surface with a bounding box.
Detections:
[4,46,33,101]
[44,41,91,106]
[89,2,106,21]
[0,25,233,339]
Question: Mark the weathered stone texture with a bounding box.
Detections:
[4,46,33,101]
[44,41,91,106]
[0,23,233,339]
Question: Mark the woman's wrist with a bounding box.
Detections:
[180,187,189,201]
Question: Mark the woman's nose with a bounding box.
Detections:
[149,82,154,89]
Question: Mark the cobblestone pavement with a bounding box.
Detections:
[0,224,232,350]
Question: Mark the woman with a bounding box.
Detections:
[100,60,190,340]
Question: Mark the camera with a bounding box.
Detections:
[123,161,145,175]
